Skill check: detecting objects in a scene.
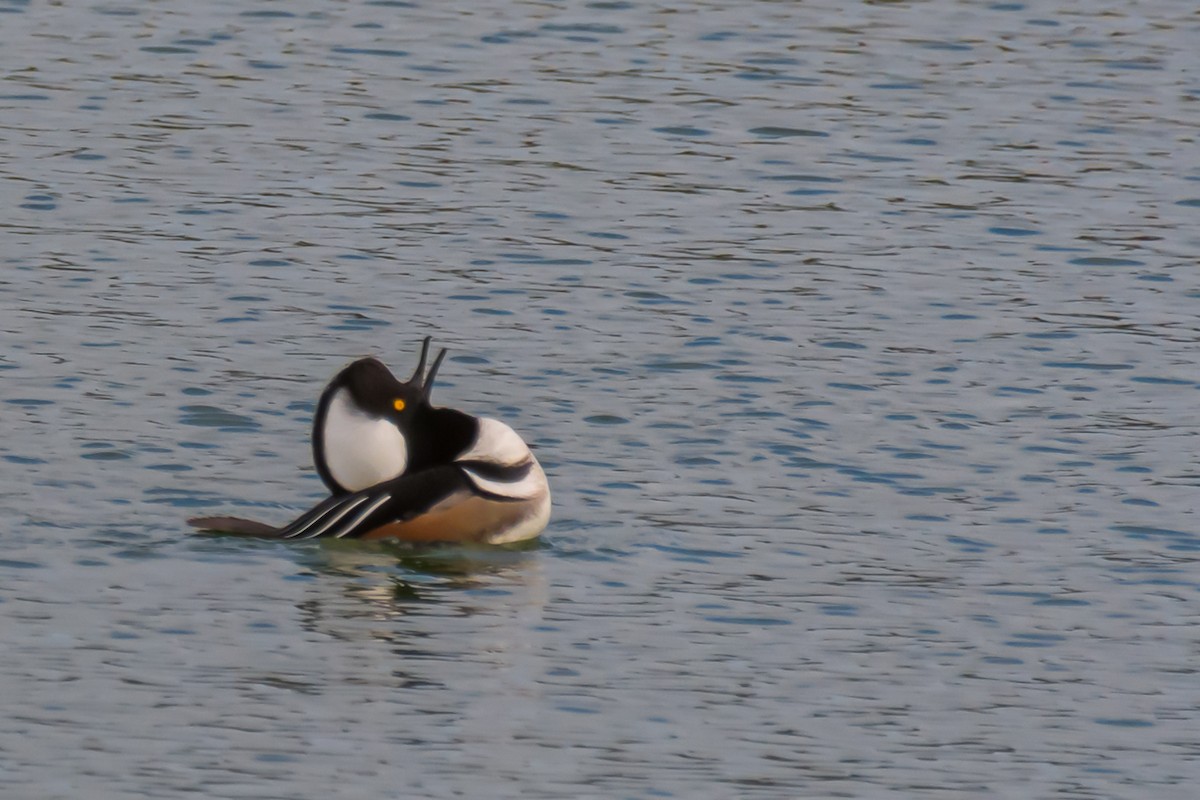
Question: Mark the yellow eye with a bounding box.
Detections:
[393,399,406,412]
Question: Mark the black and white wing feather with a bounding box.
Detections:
[277,465,470,540]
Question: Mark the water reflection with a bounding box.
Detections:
[285,539,548,642]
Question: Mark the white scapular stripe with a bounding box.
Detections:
[333,494,392,538]
[285,494,371,539]
[322,388,407,491]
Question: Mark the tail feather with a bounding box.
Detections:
[188,516,281,537]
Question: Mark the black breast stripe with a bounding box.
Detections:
[277,465,472,540]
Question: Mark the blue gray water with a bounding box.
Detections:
[2,1,1199,797]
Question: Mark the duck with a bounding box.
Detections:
[189,337,551,544]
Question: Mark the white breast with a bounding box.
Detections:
[457,417,549,503]
[321,388,408,492]
[458,417,533,466]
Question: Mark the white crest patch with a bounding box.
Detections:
[321,388,407,492]
[458,417,531,466]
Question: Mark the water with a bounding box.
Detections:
[2,0,1199,797]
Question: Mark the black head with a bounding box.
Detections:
[332,336,448,420]
[312,337,474,494]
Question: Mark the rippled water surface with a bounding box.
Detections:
[3,1,1199,797]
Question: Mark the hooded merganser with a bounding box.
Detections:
[189,338,551,544]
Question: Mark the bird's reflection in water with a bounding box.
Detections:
[289,538,549,649]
